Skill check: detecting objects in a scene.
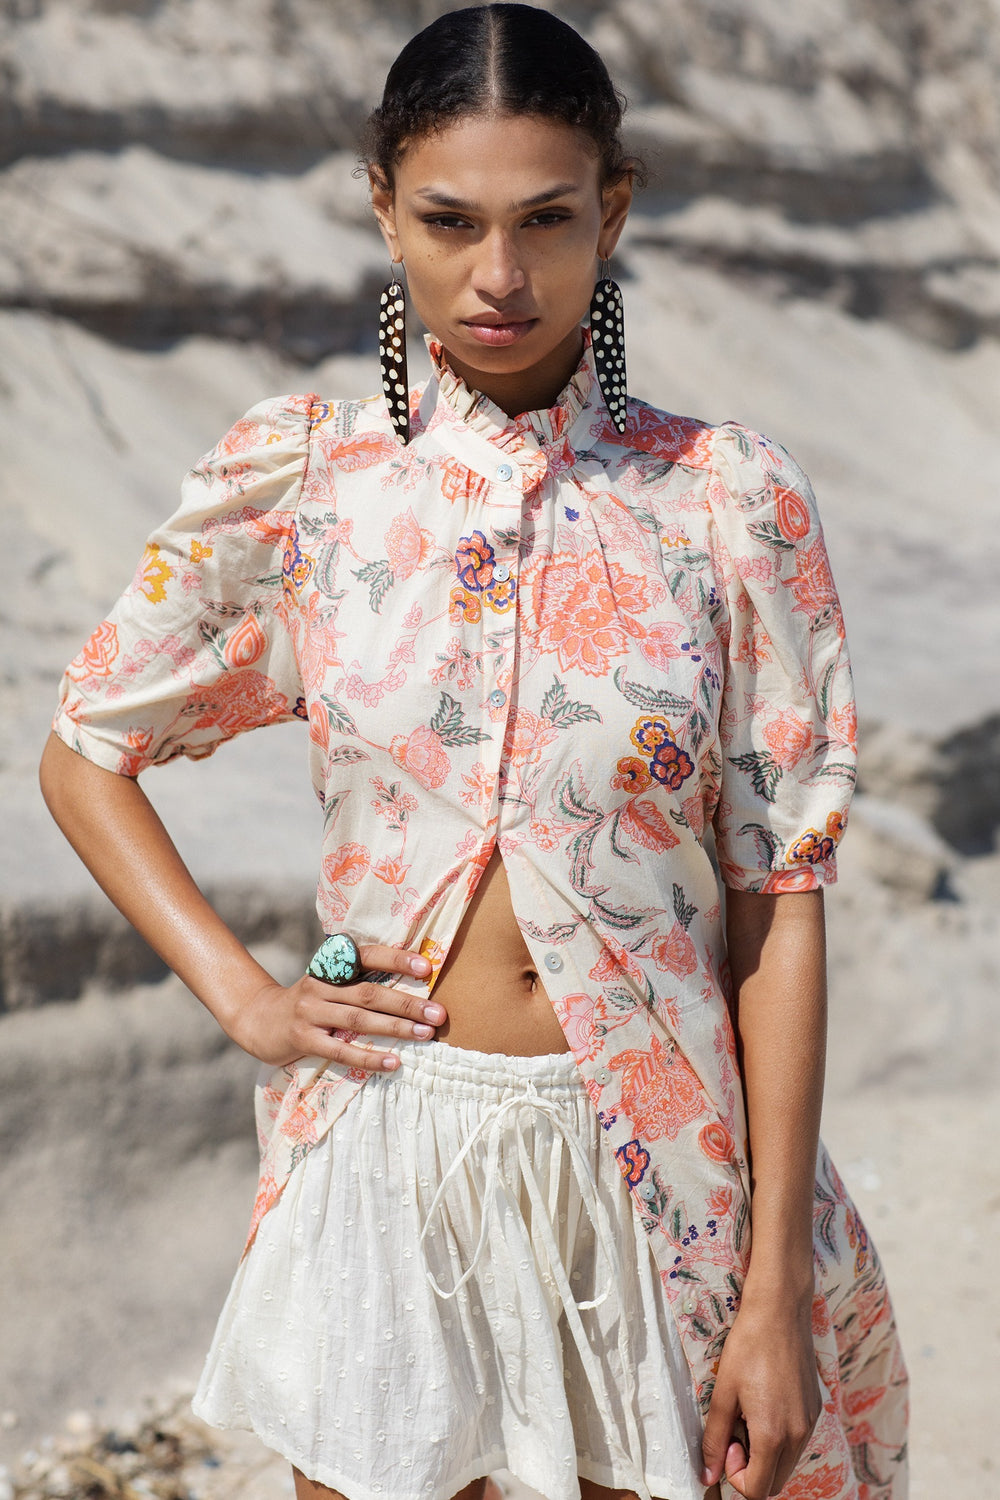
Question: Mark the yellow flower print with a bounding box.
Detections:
[139,543,175,603]
[190,539,213,563]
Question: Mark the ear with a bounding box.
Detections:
[597,172,634,261]
[369,168,402,262]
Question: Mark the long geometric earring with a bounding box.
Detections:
[379,265,410,445]
[589,258,628,433]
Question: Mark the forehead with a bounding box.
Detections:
[394,112,602,197]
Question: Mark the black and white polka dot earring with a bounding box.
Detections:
[589,259,628,433]
[379,265,410,445]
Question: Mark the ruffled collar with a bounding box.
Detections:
[424,328,596,453]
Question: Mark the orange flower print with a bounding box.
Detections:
[504,708,558,767]
[630,716,673,754]
[190,669,289,736]
[389,723,451,790]
[67,619,119,681]
[281,522,314,601]
[137,542,174,603]
[698,1120,736,1164]
[455,530,496,591]
[777,1461,852,1499]
[826,808,847,841]
[117,725,154,777]
[650,739,695,791]
[609,1034,708,1142]
[449,585,482,624]
[484,575,516,613]
[308,699,330,752]
[706,1184,734,1216]
[620,799,680,852]
[830,700,858,751]
[611,757,652,794]
[372,854,411,886]
[763,710,813,769]
[385,508,434,581]
[553,992,601,1064]
[529,818,561,852]
[774,485,812,542]
[459,762,497,811]
[521,552,653,676]
[788,828,836,865]
[784,538,841,625]
[223,613,267,669]
[636,620,685,671]
[651,921,698,977]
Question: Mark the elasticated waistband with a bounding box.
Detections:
[390,1038,582,1101]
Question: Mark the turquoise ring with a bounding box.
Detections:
[307,933,364,987]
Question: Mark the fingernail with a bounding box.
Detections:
[409,956,432,976]
[381,1055,399,1071]
[413,1023,434,1039]
[699,1469,711,1487]
[422,1003,445,1023]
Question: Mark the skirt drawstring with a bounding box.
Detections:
[417,1087,653,1500]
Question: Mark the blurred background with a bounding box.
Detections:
[1,2,998,1496]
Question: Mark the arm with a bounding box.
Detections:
[700,887,826,1499]
[39,733,444,1070]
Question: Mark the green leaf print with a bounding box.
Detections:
[429,691,491,747]
[197,620,229,673]
[672,882,699,930]
[732,428,756,460]
[327,745,371,765]
[541,677,602,728]
[608,808,638,864]
[352,558,395,613]
[613,665,691,717]
[747,519,795,552]
[737,822,783,869]
[804,761,857,787]
[297,509,339,539]
[321,695,359,738]
[728,749,783,803]
[555,766,603,826]
[589,892,649,931]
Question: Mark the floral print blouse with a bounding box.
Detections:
[54,333,906,1499]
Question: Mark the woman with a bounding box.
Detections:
[39,7,907,1500]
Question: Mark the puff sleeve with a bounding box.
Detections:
[707,423,857,892]
[53,394,316,776]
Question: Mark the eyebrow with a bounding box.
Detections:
[413,183,582,212]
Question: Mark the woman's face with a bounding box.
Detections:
[370,113,632,414]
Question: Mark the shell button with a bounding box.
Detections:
[492,562,511,582]
[595,1067,611,1085]
[488,689,507,709]
[543,952,564,973]
[639,1182,658,1202]
[495,462,513,482]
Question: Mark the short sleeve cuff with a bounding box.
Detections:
[718,854,839,894]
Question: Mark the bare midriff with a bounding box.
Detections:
[431,848,569,1056]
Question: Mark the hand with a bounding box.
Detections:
[229,944,442,1071]
[700,1292,823,1498]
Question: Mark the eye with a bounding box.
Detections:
[526,209,573,227]
[421,213,473,231]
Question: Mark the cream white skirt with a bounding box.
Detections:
[193,1040,705,1500]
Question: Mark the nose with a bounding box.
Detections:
[471,230,525,302]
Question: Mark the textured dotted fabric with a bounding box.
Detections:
[379,280,410,443]
[589,278,628,432]
[193,1041,705,1500]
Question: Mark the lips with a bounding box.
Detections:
[462,314,537,347]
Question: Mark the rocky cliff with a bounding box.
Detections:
[1,4,998,1483]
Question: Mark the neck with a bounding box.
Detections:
[439,325,585,418]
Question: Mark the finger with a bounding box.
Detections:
[308,982,445,1034]
[729,1431,779,1500]
[307,1028,403,1073]
[700,1383,741,1487]
[306,998,432,1042]
[358,943,433,981]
